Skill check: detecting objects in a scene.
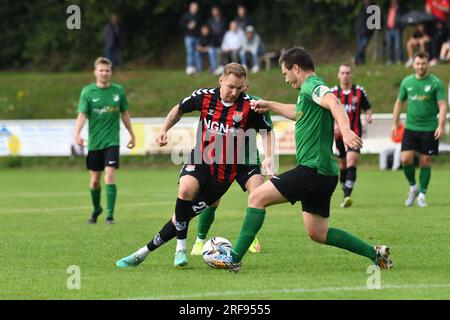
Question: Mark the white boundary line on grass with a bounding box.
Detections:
[127,283,450,300]
[0,201,172,214]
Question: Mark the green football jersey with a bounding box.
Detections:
[295,75,338,176]
[78,83,129,151]
[398,74,445,132]
[245,94,273,165]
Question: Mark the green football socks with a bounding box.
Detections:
[326,227,376,262]
[403,164,416,186]
[231,207,266,263]
[197,206,217,240]
[419,167,431,194]
[90,187,101,213]
[106,184,117,219]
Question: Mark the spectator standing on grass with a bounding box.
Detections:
[103,14,122,69]
[385,0,406,65]
[354,0,374,65]
[179,2,202,75]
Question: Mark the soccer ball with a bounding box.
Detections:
[202,237,232,269]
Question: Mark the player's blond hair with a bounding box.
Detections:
[222,63,247,79]
[94,57,112,69]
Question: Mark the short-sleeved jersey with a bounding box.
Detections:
[295,75,338,176]
[78,83,128,151]
[398,74,445,132]
[331,84,371,137]
[179,88,272,183]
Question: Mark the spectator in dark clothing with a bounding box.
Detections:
[103,14,122,68]
[197,25,217,72]
[385,0,406,65]
[354,0,374,65]
[235,5,252,31]
[426,0,449,65]
[179,2,202,75]
[207,6,227,74]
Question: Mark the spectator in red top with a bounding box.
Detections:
[425,0,449,65]
[385,0,406,65]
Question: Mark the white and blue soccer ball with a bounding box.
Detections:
[202,236,232,269]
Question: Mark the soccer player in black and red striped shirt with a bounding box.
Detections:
[116,63,272,268]
[331,64,372,208]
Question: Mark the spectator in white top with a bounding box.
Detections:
[221,20,246,65]
[239,25,264,73]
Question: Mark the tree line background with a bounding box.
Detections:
[0,0,425,71]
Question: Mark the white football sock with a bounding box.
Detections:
[136,246,150,258]
[176,239,186,252]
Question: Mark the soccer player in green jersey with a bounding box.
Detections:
[207,47,393,272]
[392,52,447,208]
[75,57,136,224]
[190,81,274,255]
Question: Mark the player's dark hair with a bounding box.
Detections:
[414,52,429,61]
[279,47,315,71]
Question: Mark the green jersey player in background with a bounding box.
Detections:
[75,57,136,224]
[392,52,447,208]
[208,47,393,272]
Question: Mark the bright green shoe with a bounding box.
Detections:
[116,253,145,268]
[248,237,261,253]
[340,197,353,208]
[174,250,188,268]
[190,239,205,256]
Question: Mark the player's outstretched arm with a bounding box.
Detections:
[156,104,183,147]
[392,99,403,136]
[435,100,448,140]
[74,112,87,146]
[321,93,362,150]
[121,111,136,149]
[251,100,296,121]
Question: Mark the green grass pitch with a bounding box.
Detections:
[0,167,449,299]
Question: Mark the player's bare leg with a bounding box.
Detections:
[88,171,102,224]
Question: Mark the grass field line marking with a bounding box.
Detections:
[127,283,450,300]
[0,191,173,198]
[0,201,172,214]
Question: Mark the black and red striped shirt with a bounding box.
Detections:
[331,84,371,137]
[179,88,272,183]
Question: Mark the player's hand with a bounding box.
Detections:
[365,113,372,124]
[127,137,135,149]
[434,126,443,140]
[251,99,270,113]
[75,135,85,147]
[262,157,274,177]
[341,127,362,150]
[156,130,168,147]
